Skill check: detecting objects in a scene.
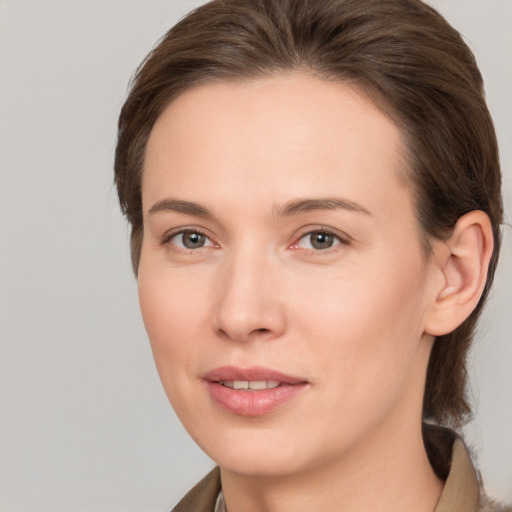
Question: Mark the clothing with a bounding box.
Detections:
[171,425,511,512]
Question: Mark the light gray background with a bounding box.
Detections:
[0,1,510,511]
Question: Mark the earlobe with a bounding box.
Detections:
[424,211,494,337]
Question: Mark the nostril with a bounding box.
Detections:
[253,328,271,335]
[217,326,276,343]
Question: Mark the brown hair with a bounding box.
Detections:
[114,0,502,426]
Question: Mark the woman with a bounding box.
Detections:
[114,0,508,510]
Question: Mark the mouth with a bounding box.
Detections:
[203,366,308,416]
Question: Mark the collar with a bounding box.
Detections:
[435,436,480,511]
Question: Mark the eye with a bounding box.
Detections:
[294,230,346,251]
[167,230,215,250]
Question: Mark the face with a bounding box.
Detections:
[139,73,438,477]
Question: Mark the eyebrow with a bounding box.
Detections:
[275,197,371,217]
[147,196,371,220]
[148,199,213,218]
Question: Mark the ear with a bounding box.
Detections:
[424,210,494,337]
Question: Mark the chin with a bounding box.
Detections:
[215,447,306,477]
[190,422,322,477]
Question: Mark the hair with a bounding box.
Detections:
[114,0,502,427]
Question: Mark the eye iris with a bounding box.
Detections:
[310,232,334,250]
[183,232,205,249]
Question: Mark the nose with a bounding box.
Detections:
[214,249,286,343]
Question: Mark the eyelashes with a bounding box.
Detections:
[162,226,351,255]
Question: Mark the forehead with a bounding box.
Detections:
[143,72,411,220]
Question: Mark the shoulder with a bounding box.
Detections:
[171,467,221,512]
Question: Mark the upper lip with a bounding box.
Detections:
[203,365,307,384]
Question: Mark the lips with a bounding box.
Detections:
[203,366,308,416]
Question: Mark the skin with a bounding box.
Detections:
[138,73,457,512]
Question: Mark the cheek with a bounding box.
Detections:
[292,266,430,442]
[296,259,425,332]
[137,269,214,436]
[137,264,225,445]
[290,256,429,385]
[137,266,210,380]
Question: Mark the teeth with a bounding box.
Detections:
[248,380,267,390]
[220,380,281,390]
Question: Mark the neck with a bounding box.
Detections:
[220,419,444,512]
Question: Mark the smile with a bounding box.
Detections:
[204,366,308,416]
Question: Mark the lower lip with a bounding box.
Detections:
[206,382,307,416]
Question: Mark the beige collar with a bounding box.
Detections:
[434,436,480,512]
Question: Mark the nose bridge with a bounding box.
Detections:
[214,241,285,342]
